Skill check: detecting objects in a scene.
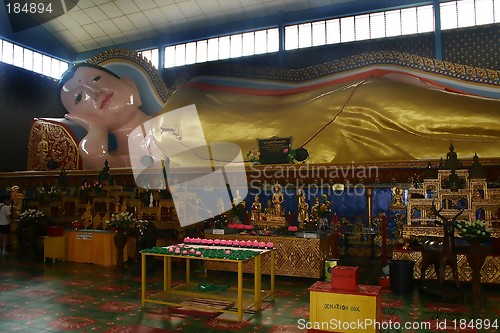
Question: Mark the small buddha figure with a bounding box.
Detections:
[297,189,309,226]
[390,187,405,210]
[251,195,262,223]
[469,153,486,179]
[310,196,320,222]
[10,185,24,219]
[447,168,462,191]
[82,201,92,228]
[272,183,284,216]
[36,131,49,170]
[264,199,273,215]
[444,143,462,169]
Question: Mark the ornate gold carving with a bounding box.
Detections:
[205,234,333,278]
[27,119,79,170]
[393,250,500,283]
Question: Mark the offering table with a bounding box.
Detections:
[141,244,275,321]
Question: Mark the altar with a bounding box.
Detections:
[65,229,127,266]
[205,234,333,278]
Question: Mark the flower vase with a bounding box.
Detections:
[465,238,491,294]
[114,230,127,273]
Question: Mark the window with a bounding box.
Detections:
[441,0,498,28]
[298,23,312,48]
[355,14,370,41]
[401,8,417,35]
[475,0,494,25]
[163,28,279,68]
[326,19,341,44]
[441,1,459,30]
[370,12,385,39]
[417,5,434,33]
[0,38,68,79]
[385,10,402,37]
[312,21,326,46]
[218,36,230,60]
[254,30,268,54]
[185,42,196,65]
[340,17,355,43]
[284,25,298,50]
[138,48,159,69]
[230,34,242,58]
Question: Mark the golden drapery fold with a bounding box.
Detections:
[161,75,500,164]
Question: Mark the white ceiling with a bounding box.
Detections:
[42,0,355,53]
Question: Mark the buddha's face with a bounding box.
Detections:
[60,66,141,128]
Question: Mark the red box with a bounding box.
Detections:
[331,266,358,291]
[47,226,64,237]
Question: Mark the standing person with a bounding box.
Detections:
[0,196,12,255]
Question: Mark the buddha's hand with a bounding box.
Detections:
[65,113,109,155]
[65,113,104,133]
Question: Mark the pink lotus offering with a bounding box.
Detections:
[288,226,298,232]
[201,239,208,244]
[178,244,184,248]
[233,240,240,247]
[244,240,253,247]
[214,239,221,245]
[183,237,191,244]
[175,248,181,254]
[204,246,210,250]
[244,225,254,230]
[236,224,245,229]
[227,223,234,229]
[207,239,214,245]
[220,240,227,246]
[182,250,188,255]
[266,242,274,249]
[258,242,266,248]
[252,240,259,247]
[194,238,202,244]
[195,251,202,256]
[189,249,195,253]
[226,240,233,246]
[225,250,231,255]
[168,247,174,252]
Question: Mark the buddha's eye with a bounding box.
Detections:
[75,93,82,105]
[92,75,101,82]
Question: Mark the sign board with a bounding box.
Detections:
[258,137,292,164]
[76,232,93,240]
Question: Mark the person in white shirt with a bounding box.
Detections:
[0,196,12,255]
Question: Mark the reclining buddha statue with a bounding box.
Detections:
[28,50,500,170]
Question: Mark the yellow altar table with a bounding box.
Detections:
[141,244,275,322]
[205,234,333,278]
[65,230,127,266]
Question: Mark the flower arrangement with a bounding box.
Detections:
[455,219,492,239]
[80,180,102,192]
[106,211,136,231]
[19,209,45,224]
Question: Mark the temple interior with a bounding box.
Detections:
[0,1,499,332]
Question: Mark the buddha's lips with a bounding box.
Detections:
[100,93,113,109]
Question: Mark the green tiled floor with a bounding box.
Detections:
[0,254,499,332]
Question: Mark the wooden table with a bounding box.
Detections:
[141,244,275,321]
[65,229,127,266]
